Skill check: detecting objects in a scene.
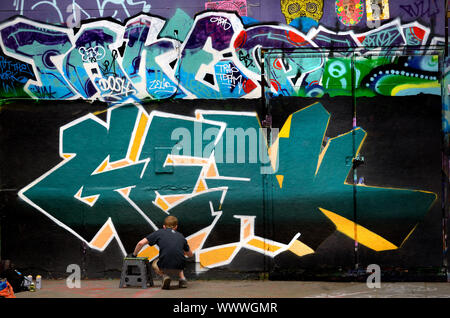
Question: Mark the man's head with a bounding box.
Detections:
[163,215,178,230]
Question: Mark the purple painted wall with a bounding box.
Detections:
[0,0,444,35]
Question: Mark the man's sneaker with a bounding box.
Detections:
[162,275,171,290]
[179,279,188,288]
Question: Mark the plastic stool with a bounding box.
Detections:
[119,257,154,288]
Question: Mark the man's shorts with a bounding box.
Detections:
[152,258,182,277]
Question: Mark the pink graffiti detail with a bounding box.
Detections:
[205,0,248,16]
[336,0,364,26]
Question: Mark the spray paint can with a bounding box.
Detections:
[21,273,28,288]
[36,275,42,290]
[25,275,32,288]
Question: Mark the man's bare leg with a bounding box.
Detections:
[178,270,187,288]
[151,259,163,276]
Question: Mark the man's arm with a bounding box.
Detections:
[184,248,193,258]
[132,238,148,257]
[183,238,193,258]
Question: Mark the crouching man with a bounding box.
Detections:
[131,216,193,289]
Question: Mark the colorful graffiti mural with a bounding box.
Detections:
[10,0,151,25]
[15,99,437,269]
[0,1,447,278]
[366,0,390,22]
[0,12,444,104]
[280,0,324,24]
[266,51,440,98]
[205,0,248,16]
[336,0,364,26]
[0,55,34,97]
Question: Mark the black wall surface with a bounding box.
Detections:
[0,94,446,281]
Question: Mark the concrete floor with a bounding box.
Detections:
[12,279,450,298]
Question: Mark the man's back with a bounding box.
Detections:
[146,228,189,270]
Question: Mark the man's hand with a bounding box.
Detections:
[184,249,194,258]
[131,238,149,258]
[127,253,137,258]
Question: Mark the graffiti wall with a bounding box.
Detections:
[0,12,444,102]
[0,0,447,280]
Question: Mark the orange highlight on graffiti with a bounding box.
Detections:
[137,245,159,260]
[187,232,207,252]
[199,245,238,267]
[156,197,169,211]
[243,224,252,239]
[195,179,207,193]
[91,224,114,249]
[288,239,314,256]
[206,163,218,177]
[319,207,398,251]
[247,238,281,252]
[276,175,284,188]
[129,113,149,162]
[163,195,187,205]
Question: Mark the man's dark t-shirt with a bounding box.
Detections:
[145,228,190,270]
